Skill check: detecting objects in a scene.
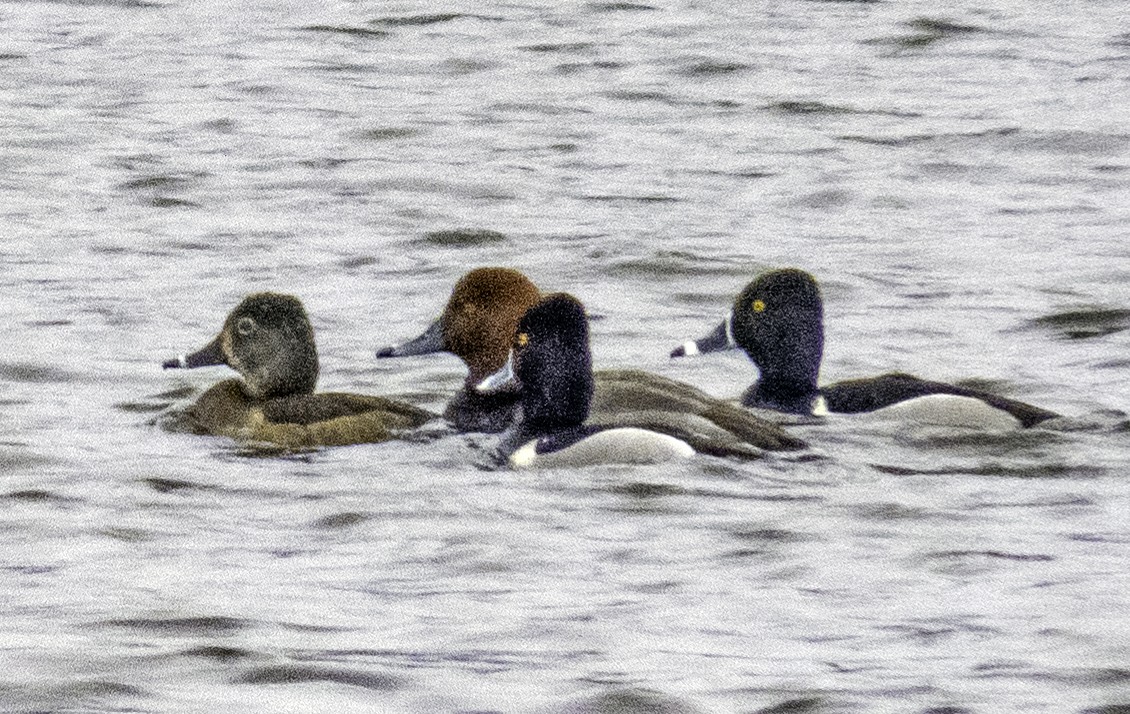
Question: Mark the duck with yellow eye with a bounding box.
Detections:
[376,267,805,456]
[672,268,1060,429]
[162,292,435,448]
[476,294,695,469]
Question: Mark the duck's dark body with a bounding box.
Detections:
[675,269,1059,429]
[477,294,696,469]
[818,372,1057,428]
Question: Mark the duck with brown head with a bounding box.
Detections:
[164,293,435,448]
[377,267,806,456]
[376,268,541,432]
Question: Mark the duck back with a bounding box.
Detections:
[822,372,1058,428]
[261,392,433,426]
[184,379,435,448]
[591,369,806,452]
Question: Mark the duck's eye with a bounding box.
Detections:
[236,316,256,336]
[515,332,529,349]
[751,299,766,314]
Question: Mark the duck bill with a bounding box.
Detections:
[670,315,737,357]
[375,318,445,358]
[162,336,226,370]
[475,350,520,394]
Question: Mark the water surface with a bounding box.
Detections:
[1,0,1129,712]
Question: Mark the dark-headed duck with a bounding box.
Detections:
[671,268,1060,429]
[477,294,694,468]
[164,292,435,447]
[376,267,806,456]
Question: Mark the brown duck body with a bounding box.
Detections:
[166,292,436,448]
[187,379,434,448]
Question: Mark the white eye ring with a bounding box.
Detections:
[236,316,256,336]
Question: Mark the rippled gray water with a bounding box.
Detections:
[2,1,1129,712]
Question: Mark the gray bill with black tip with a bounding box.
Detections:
[670,315,736,358]
[162,336,225,369]
[375,318,445,358]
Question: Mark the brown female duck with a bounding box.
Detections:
[164,293,434,448]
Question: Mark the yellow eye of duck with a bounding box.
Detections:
[515,332,529,348]
[751,299,766,314]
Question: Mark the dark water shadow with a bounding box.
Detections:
[96,615,250,636]
[1023,307,1130,340]
[864,17,989,50]
[752,697,829,714]
[601,250,762,279]
[357,127,421,141]
[586,2,659,12]
[232,663,405,691]
[300,25,391,39]
[0,361,84,384]
[1080,704,1130,714]
[369,13,501,27]
[552,687,704,713]
[42,680,149,704]
[179,644,261,663]
[871,462,1106,479]
[0,447,57,472]
[3,488,80,504]
[414,228,508,247]
[674,59,752,77]
[768,100,922,118]
[311,511,370,529]
[139,476,219,494]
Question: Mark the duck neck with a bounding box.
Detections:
[448,387,520,433]
[741,320,823,416]
[249,347,318,400]
[519,345,593,437]
[744,372,821,415]
[522,378,590,436]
